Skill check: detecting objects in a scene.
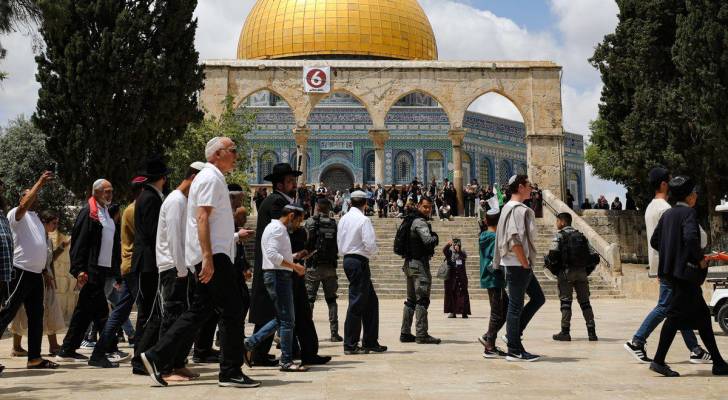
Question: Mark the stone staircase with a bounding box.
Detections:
[332,216,624,299]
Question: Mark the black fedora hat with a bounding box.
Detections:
[264,163,302,182]
[138,155,173,179]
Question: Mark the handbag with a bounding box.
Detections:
[437,260,451,280]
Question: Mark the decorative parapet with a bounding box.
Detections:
[542,190,623,288]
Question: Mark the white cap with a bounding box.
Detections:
[350,190,368,199]
[190,161,206,171]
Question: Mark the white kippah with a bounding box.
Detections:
[486,208,500,216]
[350,190,368,199]
[190,161,206,171]
[508,175,518,185]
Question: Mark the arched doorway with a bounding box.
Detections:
[320,165,355,193]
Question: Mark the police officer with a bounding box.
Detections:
[544,212,599,342]
[304,198,343,342]
[400,196,441,344]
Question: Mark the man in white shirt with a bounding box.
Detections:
[624,167,709,364]
[244,204,307,372]
[0,171,57,370]
[141,137,258,388]
[152,162,203,381]
[337,190,386,355]
[493,175,545,362]
[56,178,118,367]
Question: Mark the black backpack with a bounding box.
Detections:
[561,229,597,271]
[312,216,338,266]
[394,215,417,258]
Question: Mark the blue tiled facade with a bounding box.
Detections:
[241,95,586,204]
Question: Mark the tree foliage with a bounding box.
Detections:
[166,96,256,194]
[0,116,77,231]
[33,0,203,200]
[588,0,728,229]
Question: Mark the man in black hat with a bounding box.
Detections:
[130,155,172,371]
[249,163,301,366]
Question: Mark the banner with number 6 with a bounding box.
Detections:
[303,66,331,93]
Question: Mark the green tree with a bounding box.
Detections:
[166,96,256,194]
[33,0,203,199]
[673,0,728,242]
[0,116,77,231]
[587,0,728,238]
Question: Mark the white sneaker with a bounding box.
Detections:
[107,350,131,363]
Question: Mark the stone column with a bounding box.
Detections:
[293,127,311,186]
[368,130,390,185]
[526,134,565,200]
[449,129,466,216]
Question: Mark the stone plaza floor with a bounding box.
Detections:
[1,298,727,399]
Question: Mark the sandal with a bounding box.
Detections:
[27,359,60,369]
[12,349,28,357]
[279,362,308,372]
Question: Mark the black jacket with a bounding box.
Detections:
[132,186,163,274]
[249,191,290,324]
[651,204,706,285]
[69,200,121,279]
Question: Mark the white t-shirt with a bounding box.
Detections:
[7,208,48,273]
[645,198,671,278]
[186,163,235,267]
[157,189,191,276]
[261,219,293,271]
[97,206,115,268]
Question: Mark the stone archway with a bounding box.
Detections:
[320,164,355,193]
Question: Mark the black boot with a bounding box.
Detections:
[587,325,598,341]
[552,330,571,341]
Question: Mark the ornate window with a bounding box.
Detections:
[425,151,444,183]
[364,151,375,183]
[499,160,512,186]
[259,151,278,183]
[394,151,414,184]
[462,153,472,183]
[479,157,492,187]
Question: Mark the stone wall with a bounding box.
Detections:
[579,210,647,264]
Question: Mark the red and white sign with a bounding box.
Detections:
[303,66,331,93]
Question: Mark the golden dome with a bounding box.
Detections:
[238,0,438,60]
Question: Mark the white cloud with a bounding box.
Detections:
[0,31,39,124]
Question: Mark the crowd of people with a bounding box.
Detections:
[0,140,725,384]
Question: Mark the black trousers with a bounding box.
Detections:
[61,265,109,353]
[195,313,219,353]
[133,270,161,360]
[158,269,196,371]
[485,287,509,342]
[0,267,44,360]
[343,255,379,349]
[292,272,319,361]
[147,254,245,380]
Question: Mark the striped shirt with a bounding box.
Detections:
[0,213,14,282]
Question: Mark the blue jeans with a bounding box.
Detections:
[104,277,135,338]
[92,279,134,360]
[505,266,545,353]
[632,280,699,350]
[246,270,295,364]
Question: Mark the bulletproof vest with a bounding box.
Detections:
[312,215,338,267]
[408,217,435,260]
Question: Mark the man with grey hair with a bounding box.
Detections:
[56,178,119,367]
[142,137,258,388]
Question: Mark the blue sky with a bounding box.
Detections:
[0,0,623,201]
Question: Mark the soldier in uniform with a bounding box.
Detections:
[304,198,342,342]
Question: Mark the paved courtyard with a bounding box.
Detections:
[1,298,727,400]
